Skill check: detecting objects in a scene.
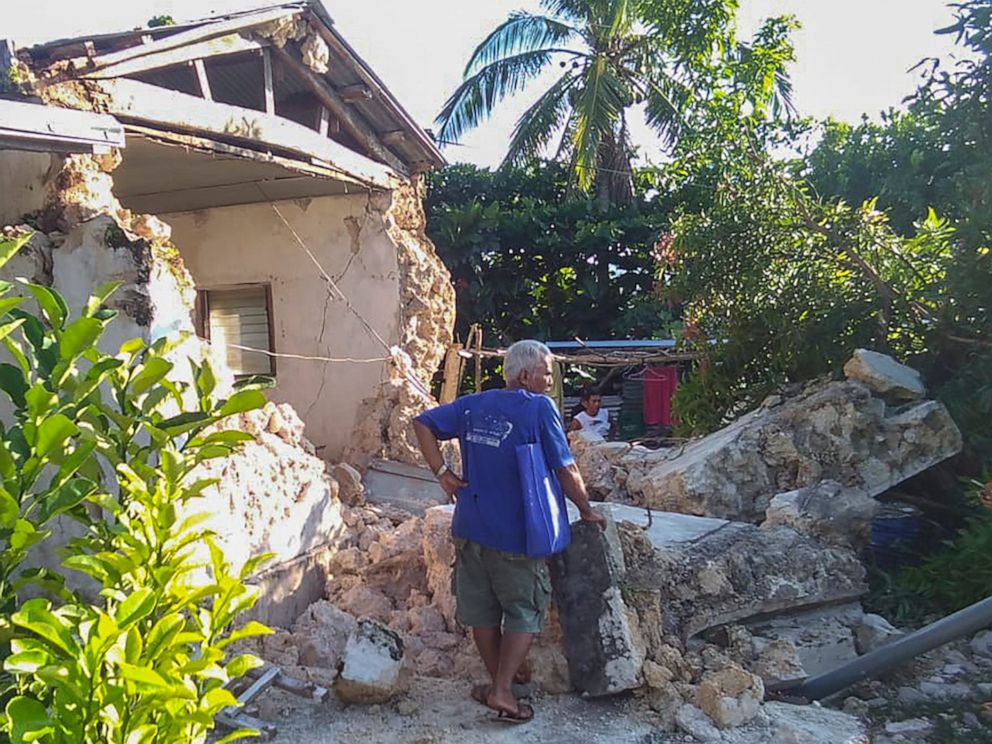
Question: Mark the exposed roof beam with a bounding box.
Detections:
[192,59,212,100]
[80,33,267,80]
[311,22,444,169]
[0,99,125,153]
[268,43,408,175]
[381,130,406,146]
[62,78,396,190]
[340,84,372,103]
[87,7,300,70]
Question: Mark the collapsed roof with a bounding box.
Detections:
[13,1,445,204]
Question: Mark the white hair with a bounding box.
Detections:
[504,340,552,384]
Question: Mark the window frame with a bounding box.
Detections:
[194,282,277,378]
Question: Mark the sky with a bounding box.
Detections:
[4,0,965,167]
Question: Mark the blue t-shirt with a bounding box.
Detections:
[415,389,574,554]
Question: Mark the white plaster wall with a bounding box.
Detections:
[0,150,61,224]
[164,193,401,461]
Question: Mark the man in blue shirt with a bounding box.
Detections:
[413,340,606,723]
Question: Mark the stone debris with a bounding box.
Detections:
[676,703,723,742]
[550,510,645,696]
[573,357,962,522]
[336,619,408,704]
[883,718,934,739]
[855,613,905,655]
[763,480,879,551]
[843,348,926,400]
[333,463,366,507]
[751,640,807,688]
[696,664,764,729]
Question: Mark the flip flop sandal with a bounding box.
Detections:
[488,702,535,725]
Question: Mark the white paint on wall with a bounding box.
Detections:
[164,192,402,461]
[0,151,60,225]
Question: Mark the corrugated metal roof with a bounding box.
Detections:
[20,0,444,174]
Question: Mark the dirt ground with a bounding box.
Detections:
[238,677,659,744]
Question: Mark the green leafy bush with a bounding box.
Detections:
[0,233,272,742]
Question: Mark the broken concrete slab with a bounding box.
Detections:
[362,458,446,516]
[292,600,357,670]
[614,516,867,638]
[747,603,864,678]
[763,480,880,551]
[336,619,407,704]
[549,511,645,696]
[844,348,926,400]
[596,370,961,522]
[547,503,864,695]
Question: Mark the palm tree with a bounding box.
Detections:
[435,0,794,206]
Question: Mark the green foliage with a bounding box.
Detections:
[892,510,992,614]
[435,0,796,203]
[0,234,272,742]
[426,162,677,347]
[146,15,175,28]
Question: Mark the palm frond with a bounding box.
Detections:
[465,12,581,75]
[435,50,561,144]
[502,73,580,167]
[642,71,694,147]
[540,0,599,23]
[569,55,627,191]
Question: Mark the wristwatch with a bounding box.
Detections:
[434,462,450,479]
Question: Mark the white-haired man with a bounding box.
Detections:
[413,339,606,723]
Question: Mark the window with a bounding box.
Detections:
[196,285,275,376]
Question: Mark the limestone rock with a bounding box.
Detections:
[855,613,905,655]
[549,512,645,695]
[335,585,394,623]
[752,640,806,687]
[884,718,934,739]
[696,664,764,729]
[844,348,926,400]
[675,703,723,742]
[749,603,863,678]
[616,513,867,638]
[333,463,366,506]
[603,375,961,522]
[970,629,992,658]
[336,620,407,704]
[422,506,457,630]
[292,600,357,669]
[764,701,869,743]
[763,480,880,550]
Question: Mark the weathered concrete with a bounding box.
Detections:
[579,368,962,522]
[336,619,408,704]
[763,480,880,550]
[549,510,645,696]
[549,503,865,695]
[844,348,925,400]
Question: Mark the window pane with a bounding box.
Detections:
[206,286,273,376]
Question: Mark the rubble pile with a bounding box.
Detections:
[571,354,962,523]
[242,351,969,742]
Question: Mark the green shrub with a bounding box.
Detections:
[0,233,272,743]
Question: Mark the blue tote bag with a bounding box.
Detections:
[516,397,571,557]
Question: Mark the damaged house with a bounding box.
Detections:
[1,0,453,464]
[0,3,454,619]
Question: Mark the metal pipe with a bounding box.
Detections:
[776,594,992,702]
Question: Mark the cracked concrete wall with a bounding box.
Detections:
[343,179,455,470]
[165,192,405,462]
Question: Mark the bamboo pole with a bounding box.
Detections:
[439,343,464,404]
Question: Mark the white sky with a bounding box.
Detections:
[4,0,964,167]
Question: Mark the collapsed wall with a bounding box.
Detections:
[344,180,455,471]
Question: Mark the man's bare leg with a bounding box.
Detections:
[472,626,502,681]
[486,630,534,716]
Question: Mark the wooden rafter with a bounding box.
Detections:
[268,43,407,175]
[80,33,267,80]
[340,84,372,103]
[63,78,397,189]
[87,7,298,69]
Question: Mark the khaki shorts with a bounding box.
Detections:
[453,538,551,634]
